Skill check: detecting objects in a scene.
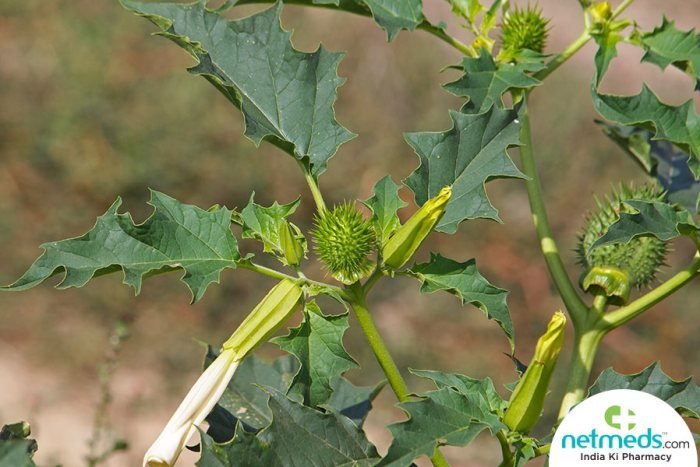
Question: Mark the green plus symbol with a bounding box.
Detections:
[605,405,637,430]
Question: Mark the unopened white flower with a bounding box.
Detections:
[143,348,239,467]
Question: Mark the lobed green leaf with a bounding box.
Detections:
[239,196,307,263]
[122,0,355,176]
[589,362,700,419]
[378,371,506,466]
[2,191,240,303]
[598,122,700,213]
[591,84,700,177]
[639,17,700,91]
[198,388,379,467]
[361,0,425,41]
[364,176,407,247]
[444,49,544,114]
[592,199,698,248]
[408,253,513,349]
[404,106,525,233]
[272,301,358,407]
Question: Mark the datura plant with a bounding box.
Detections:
[1,0,699,466]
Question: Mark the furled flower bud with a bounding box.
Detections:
[499,5,550,60]
[222,279,303,355]
[503,311,566,434]
[312,202,376,284]
[144,279,302,467]
[590,1,612,23]
[577,184,668,291]
[382,186,451,269]
[278,219,305,267]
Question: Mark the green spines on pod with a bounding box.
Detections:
[279,219,305,267]
[382,186,452,270]
[503,311,566,434]
[312,202,376,285]
[499,5,550,60]
[223,279,303,358]
[577,184,668,290]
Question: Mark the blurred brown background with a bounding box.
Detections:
[0,1,698,465]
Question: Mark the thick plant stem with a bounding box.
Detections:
[602,252,700,330]
[557,325,606,421]
[519,98,588,325]
[349,289,450,467]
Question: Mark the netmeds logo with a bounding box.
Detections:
[561,427,663,450]
[550,390,697,466]
[560,402,663,449]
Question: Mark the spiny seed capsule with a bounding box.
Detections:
[500,5,550,59]
[312,202,376,285]
[577,184,668,289]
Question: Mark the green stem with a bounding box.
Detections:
[557,323,606,421]
[348,287,450,467]
[601,251,700,330]
[238,261,349,299]
[350,290,411,400]
[299,161,327,213]
[519,97,588,325]
[496,431,514,467]
[534,30,590,81]
[419,22,476,56]
[534,0,636,81]
[611,0,636,19]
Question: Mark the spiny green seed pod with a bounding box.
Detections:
[500,5,550,58]
[383,186,452,269]
[312,202,376,285]
[223,279,303,357]
[577,184,668,289]
[279,219,305,267]
[503,311,566,434]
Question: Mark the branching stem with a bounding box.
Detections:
[601,251,700,330]
[534,0,636,81]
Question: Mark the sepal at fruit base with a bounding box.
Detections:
[144,279,303,467]
[382,186,452,269]
[503,311,566,434]
[581,265,631,305]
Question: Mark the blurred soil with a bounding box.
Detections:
[0,0,698,465]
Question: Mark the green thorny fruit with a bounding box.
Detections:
[312,202,376,285]
[503,311,566,434]
[499,5,550,61]
[577,184,668,295]
[382,186,452,269]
